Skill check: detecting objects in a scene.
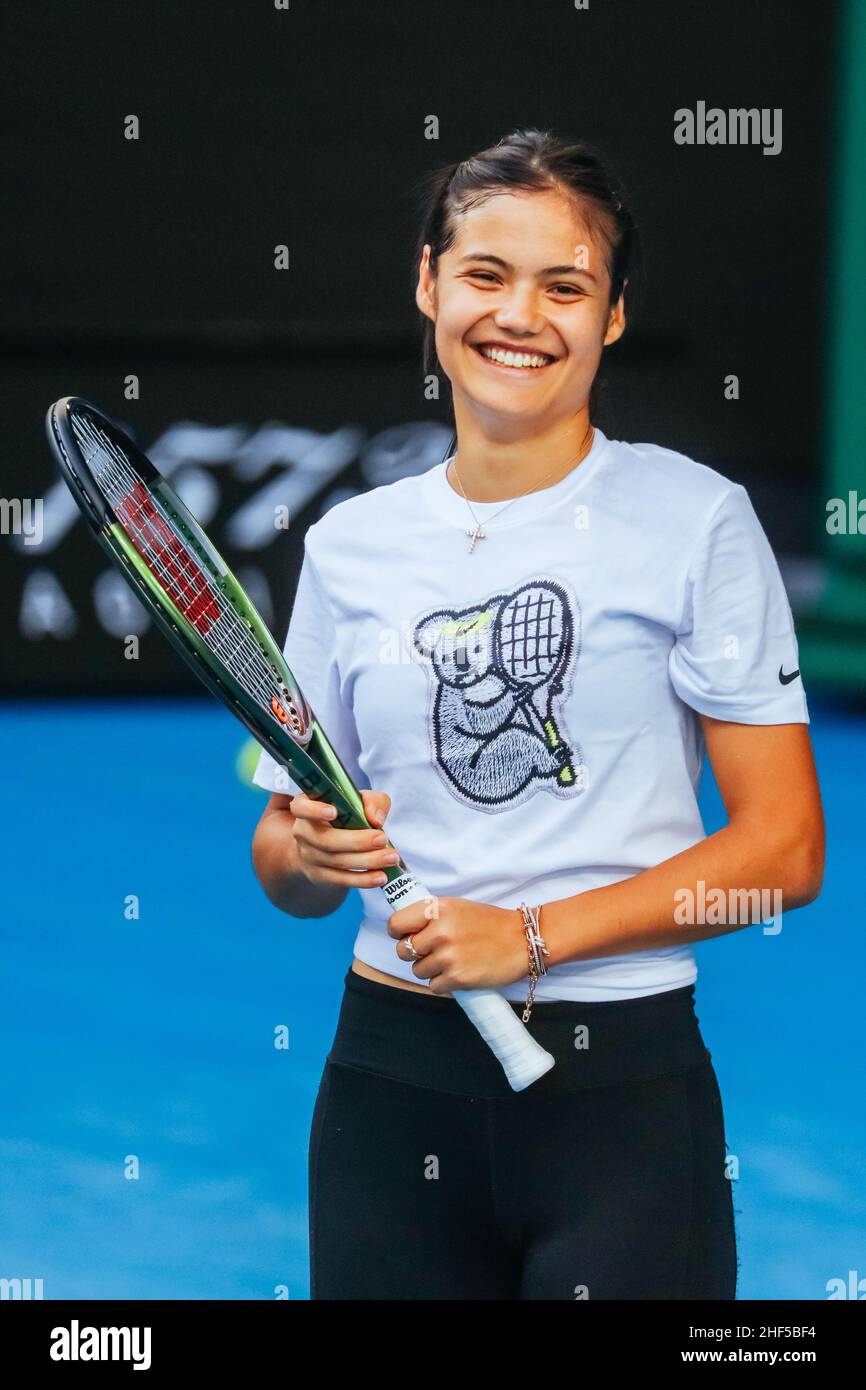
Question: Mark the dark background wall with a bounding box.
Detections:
[0,0,838,692]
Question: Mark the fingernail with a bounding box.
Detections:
[324,807,338,818]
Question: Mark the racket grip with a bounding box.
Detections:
[452,989,555,1092]
[380,871,555,1092]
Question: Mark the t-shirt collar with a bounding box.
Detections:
[420,426,610,531]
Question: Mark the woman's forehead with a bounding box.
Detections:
[449,190,605,262]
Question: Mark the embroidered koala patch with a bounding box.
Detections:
[412,577,585,812]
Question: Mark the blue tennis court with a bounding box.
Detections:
[1,693,861,1300]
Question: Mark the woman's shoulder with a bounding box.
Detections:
[305,464,435,552]
[607,432,740,494]
[602,432,747,524]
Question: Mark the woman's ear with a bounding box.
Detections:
[415,243,437,321]
[603,292,627,348]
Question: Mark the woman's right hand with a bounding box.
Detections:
[288,789,399,890]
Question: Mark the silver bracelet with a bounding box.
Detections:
[517,902,549,1022]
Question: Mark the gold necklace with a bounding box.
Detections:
[448,426,595,553]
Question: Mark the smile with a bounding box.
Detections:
[472,343,557,372]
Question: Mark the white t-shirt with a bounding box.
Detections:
[253,426,808,1001]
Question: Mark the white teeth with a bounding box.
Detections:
[478,345,552,369]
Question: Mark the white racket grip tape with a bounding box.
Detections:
[451,989,555,1091]
[380,872,555,1092]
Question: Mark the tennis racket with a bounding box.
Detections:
[46,397,554,1092]
[493,582,575,785]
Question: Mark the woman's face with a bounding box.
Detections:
[416,188,626,431]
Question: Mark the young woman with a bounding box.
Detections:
[251,129,824,1301]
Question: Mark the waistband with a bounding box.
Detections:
[327,969,712,1099]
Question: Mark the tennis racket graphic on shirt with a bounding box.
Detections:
[46,397,554,1092]
[424,589,574,786]
[494,583,575,784]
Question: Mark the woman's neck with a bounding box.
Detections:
[445,418,595,503]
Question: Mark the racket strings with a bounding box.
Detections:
[498,587,564,682]
[72,413,303,732]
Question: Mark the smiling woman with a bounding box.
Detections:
[251,127,823,1301]
[410,129,641,499]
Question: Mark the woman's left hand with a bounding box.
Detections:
[387,896,528,994]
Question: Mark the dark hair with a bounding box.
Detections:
[411,127,642,430]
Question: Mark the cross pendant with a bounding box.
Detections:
[466,523,486,554]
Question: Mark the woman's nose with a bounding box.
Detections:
[494,291,544,334]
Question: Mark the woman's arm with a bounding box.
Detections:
[252,792,348,919]
[541,718,825,966]
[252,787,399,920]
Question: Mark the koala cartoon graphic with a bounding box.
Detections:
[412,577,585,812]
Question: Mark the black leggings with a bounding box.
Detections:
[309,969,737,1300]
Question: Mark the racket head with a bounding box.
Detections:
[493,581,571,689]
[45,396,366,820]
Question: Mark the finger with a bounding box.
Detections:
[289,793,339,822]
[393,921,437,957]
[408,950,441,982]
[425,973,454,996]
[394,935,425,964]
[361,788,392,828]
[387,899,441,937]
[301,822,395,855]
[288,804,388,851]
[305,844,400,873]
[393,933,430,970]
[306,863,392,889]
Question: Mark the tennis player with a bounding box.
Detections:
[251,129,825,1300]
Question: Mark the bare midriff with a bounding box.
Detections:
[351,956,452,998]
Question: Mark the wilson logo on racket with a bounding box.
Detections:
[115,482,220,635]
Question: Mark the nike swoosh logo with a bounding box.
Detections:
[779,665,800,685]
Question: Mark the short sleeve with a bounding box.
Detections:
[668,484,809,724]
[252,537,365,796]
